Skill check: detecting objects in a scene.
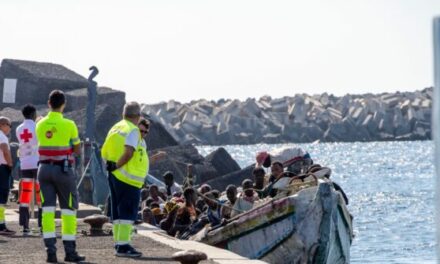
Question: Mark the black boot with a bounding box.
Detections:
[44,237,58,263]
[46,253,58,263]
[63,241,86,262]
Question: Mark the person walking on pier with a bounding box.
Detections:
[102,102,148,258]
[0,116,15,236]
[16,104,42,235]
[36,90,85,263]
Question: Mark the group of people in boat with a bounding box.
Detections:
[133,146,331,239]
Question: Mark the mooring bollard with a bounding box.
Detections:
[83,214,109,236]
[172,250,208,264]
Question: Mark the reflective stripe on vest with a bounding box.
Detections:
[36,112,80,161]
[102,120,148,188]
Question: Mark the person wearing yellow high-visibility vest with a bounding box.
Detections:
[101,101,147,258]
[36,90,85,263]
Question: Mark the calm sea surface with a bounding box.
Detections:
[197,141,435,264]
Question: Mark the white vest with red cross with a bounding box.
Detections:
[16,119,39,170]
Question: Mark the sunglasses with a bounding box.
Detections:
[140,129,149,134]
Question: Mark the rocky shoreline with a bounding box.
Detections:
[142,88,432,145]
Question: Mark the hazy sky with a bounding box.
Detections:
[2,0,440,103]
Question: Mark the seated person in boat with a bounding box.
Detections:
[231,180,260,218]
[221,184,237,219]
[262,161,285,198]
[169,187,198,237]
[186,190,223,235]
[147,184,165,204]
[255,147,313,175]
[141,202,164,226]
[163,171,183,197]
[252,167,267,198]
[196,184,212,213]
[268,161,284,184]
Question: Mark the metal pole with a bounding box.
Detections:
[433,16,440,262]
[86,66,99,141]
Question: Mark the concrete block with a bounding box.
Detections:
[305,96,323,108]
[381,94,400,108]
[271,98,289,112]
[421,99,431,108]
[361,114,378,135]
[166,100,177,112]
[335,95,351,116]
[327,107,342,120]
[399,99,411,115]
[412,97,422,108]
[256,100,272,111]
[216,120,229,134]
[241,99,262,117]
[320,93,330,106]
[288,103,307,123]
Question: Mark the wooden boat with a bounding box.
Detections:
[190,176,353,264]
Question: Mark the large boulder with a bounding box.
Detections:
[145,118,179,151]
[204,147,241,176]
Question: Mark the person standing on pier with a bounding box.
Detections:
[16,104,42,235]
[0,116,15,236]
[102,102,148,258]
[36,90,85,263]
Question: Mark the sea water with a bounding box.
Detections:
[197,141,435,263]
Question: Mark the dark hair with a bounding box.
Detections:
[253,167,265,176]
[211,190,220,199]
[271,161,283,168]
[145,198,155,207]
[22,104,36,119]
[48,90,66,109]
[183,187,196,200]
[263,155,272,168]
[149,184,158,191]
[163,171,174,179]
[226,184,237,192]
[242,179,253,188]
[138,118,150,129]
[150,202,160,209]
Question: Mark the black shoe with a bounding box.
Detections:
[64,252,86,262]
[115,245,142,258]
[0,228,16,236]
[47,253,58,263]
[22,228,31,236]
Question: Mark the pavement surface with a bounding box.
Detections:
[0,202,266,264]
[0,221,216,264]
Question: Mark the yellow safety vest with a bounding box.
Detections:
[101,119,148,188]
[36,111,80,162]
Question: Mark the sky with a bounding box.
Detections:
[1,0,440,104]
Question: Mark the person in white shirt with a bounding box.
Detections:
[0,116,15,235]
[16,104,42,235]
[163,171,183,198]
[231,179,260,218]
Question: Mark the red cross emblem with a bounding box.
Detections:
[20,129,33,143]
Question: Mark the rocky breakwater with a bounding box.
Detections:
[142,88,432,145]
